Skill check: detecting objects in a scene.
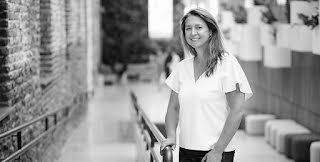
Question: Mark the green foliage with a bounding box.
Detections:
[259,0,288,24]
[101,0,152,64]
[101,0,185,64]
[170,0,184,58]
[298,13,319,29]
[220,2,233,11]
[141,0,185,59]
[231,6,247,24]
[254,0,277,5]
[261,6,278,24]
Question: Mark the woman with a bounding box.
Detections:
[160,8,252,162]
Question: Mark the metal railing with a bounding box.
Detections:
[0,97,79,162]
[130,91,173,162]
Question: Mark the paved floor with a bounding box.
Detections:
[59,81,294,162]
[59,82,137,162]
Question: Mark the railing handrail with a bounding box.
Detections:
[0,106,68,139]
[136,102,165,142]
[130,91,173,162]
[0,92,86,162]
[1,117,69,162]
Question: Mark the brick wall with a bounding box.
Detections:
[86,0,101,92]
[40,0,66,85]
[92,0,101,79]
[0,0,42,159]
[0,0,101,161]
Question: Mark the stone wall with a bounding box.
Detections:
[0,0,101,161]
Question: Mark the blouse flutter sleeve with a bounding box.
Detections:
[165,64,180,93]
[222,54,253,101]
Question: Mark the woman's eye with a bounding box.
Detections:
[196,26,202,29]
[185,28,191,30]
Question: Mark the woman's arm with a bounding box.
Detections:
[214,84,245,151]
[202,84,245,162]
[160,90,180,150]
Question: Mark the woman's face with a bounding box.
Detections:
[184,15,211,51]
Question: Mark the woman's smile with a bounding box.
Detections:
[190,38,200,41]
[184,15,210,50]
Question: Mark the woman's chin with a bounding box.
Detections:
[190,44,205,50]
[188,42,200,47]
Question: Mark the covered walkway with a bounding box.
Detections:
[59,80,293,162]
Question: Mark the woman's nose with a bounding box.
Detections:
[191,28,197,35]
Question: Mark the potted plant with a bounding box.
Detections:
[260,5,277,46]
[297,12,319,54]
[247,4,267,25]
[230,5,247,57]
[260,4,292,68]
[311,15,320,55]
[263,46,291,68]
[290,0,318,24]
[276,23,291,48]
[231,5,263,61]
[272,1,291,48]
[230,5,247,43]
[290,10,318,52]
[288,0,318,52]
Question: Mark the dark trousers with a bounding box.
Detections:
[179,147,235,162]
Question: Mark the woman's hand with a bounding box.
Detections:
[201,149,223,162]
[160,137,176,155]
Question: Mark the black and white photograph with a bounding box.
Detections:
[0,0,320,162]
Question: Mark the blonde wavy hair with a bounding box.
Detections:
[180,8,226,77]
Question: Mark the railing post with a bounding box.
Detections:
[130,91,174,162]
[150,155,153,162]
[17,131,22,149]
[150,139,154,162]
[162,146,173,162]
[0,106,73,162]
[45,118,49,131]
[65,107,70,118]
[53,114,57,125]
[14,131,22,161]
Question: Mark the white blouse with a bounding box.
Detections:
[165,53,253,151]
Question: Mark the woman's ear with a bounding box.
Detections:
[209,30,213,37]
